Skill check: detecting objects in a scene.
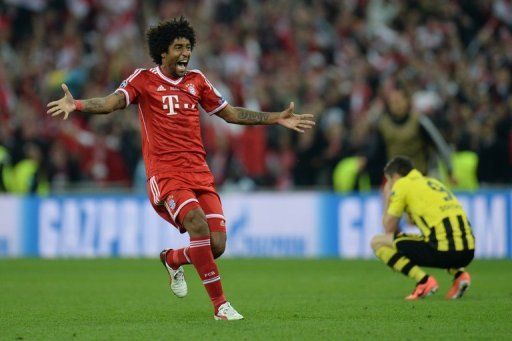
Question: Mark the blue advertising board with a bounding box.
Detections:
[0,190,510,258]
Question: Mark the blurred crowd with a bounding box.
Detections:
[0,0,511,194]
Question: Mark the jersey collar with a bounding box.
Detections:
[406,169,422,178]
[156,66,185,85]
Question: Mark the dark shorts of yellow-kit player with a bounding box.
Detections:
[393,233,474,269]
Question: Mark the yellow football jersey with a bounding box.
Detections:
[388,169,475,251]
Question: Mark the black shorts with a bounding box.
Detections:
[394,233,474,269]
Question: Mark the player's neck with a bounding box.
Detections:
[159,65,181,80]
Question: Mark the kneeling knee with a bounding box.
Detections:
[370,235,384,252]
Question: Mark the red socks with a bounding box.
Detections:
[188,236,226,312]
[165,247,191,270]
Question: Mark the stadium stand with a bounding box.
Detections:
[0,0,511,192]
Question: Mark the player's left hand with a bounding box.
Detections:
[277,102,315,133]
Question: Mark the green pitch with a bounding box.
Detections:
[1,259,511,340]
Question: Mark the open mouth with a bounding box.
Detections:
[176,60,188,73]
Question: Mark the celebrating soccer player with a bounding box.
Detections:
[370,156,475,300]
[46,16,315,320]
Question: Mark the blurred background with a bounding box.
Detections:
[1,0,511,195]
[0,0,511,259]
[1,4,511,337]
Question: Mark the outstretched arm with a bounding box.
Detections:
[216,102,315,133]
[46,83,126,119]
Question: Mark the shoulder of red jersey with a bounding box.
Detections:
[187,69,228,115]
[187,69,206,77]
[119,68,150,87]
[186,69,221,94]
[187,69,211,84]
[116,68,149,108]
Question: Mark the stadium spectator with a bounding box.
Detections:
[0,144,12,192]
[46,16,314,320]
[370,156,474,300]
[0,0,511,190]
[364,86,455,186]
[10,142,49,194]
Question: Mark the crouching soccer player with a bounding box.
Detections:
[370,156,475,300]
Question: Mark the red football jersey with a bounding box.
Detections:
[115,66,227,178]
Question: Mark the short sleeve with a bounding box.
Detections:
[197,72,228,115]
[115,68,144,107]
[387,179,408,217]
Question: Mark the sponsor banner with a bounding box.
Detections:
[221,192,318,257]
[34,196,189,258]
[31,193,318,258]
[458,191,511,259]
[0,195,22,256]
[320,190,512,258]
[0,190,510,258]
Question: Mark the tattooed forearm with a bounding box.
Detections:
[238,110,270,123]
[234,108,278,125]
[82,98,109,114]
[81,92,125,114]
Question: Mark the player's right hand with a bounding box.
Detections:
[277,102,316,133]
[46,83,76,120]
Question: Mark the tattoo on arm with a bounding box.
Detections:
[112,92,127,110]
[235,108,273,124]
[82,92,125,114]
[82,98,108,114]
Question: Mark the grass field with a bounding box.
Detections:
[1,259,511,340]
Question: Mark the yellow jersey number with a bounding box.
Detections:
[426,180,454,201]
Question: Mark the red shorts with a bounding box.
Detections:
[147,171,226,234]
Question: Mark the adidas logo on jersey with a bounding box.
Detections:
[157,85,166,91]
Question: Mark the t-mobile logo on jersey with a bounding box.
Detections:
[162,95,196,115]
[162,95,179,116]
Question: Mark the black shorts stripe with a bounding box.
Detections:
[443,218,456,251]
[457,215,469,250]
[401,261,415,275]
[387,253,402,267]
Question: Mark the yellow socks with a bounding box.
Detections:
[447,268,464,278]
[376,246,427,282]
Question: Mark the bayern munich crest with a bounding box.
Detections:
[187,84,196,95]
[168,198,176,210]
